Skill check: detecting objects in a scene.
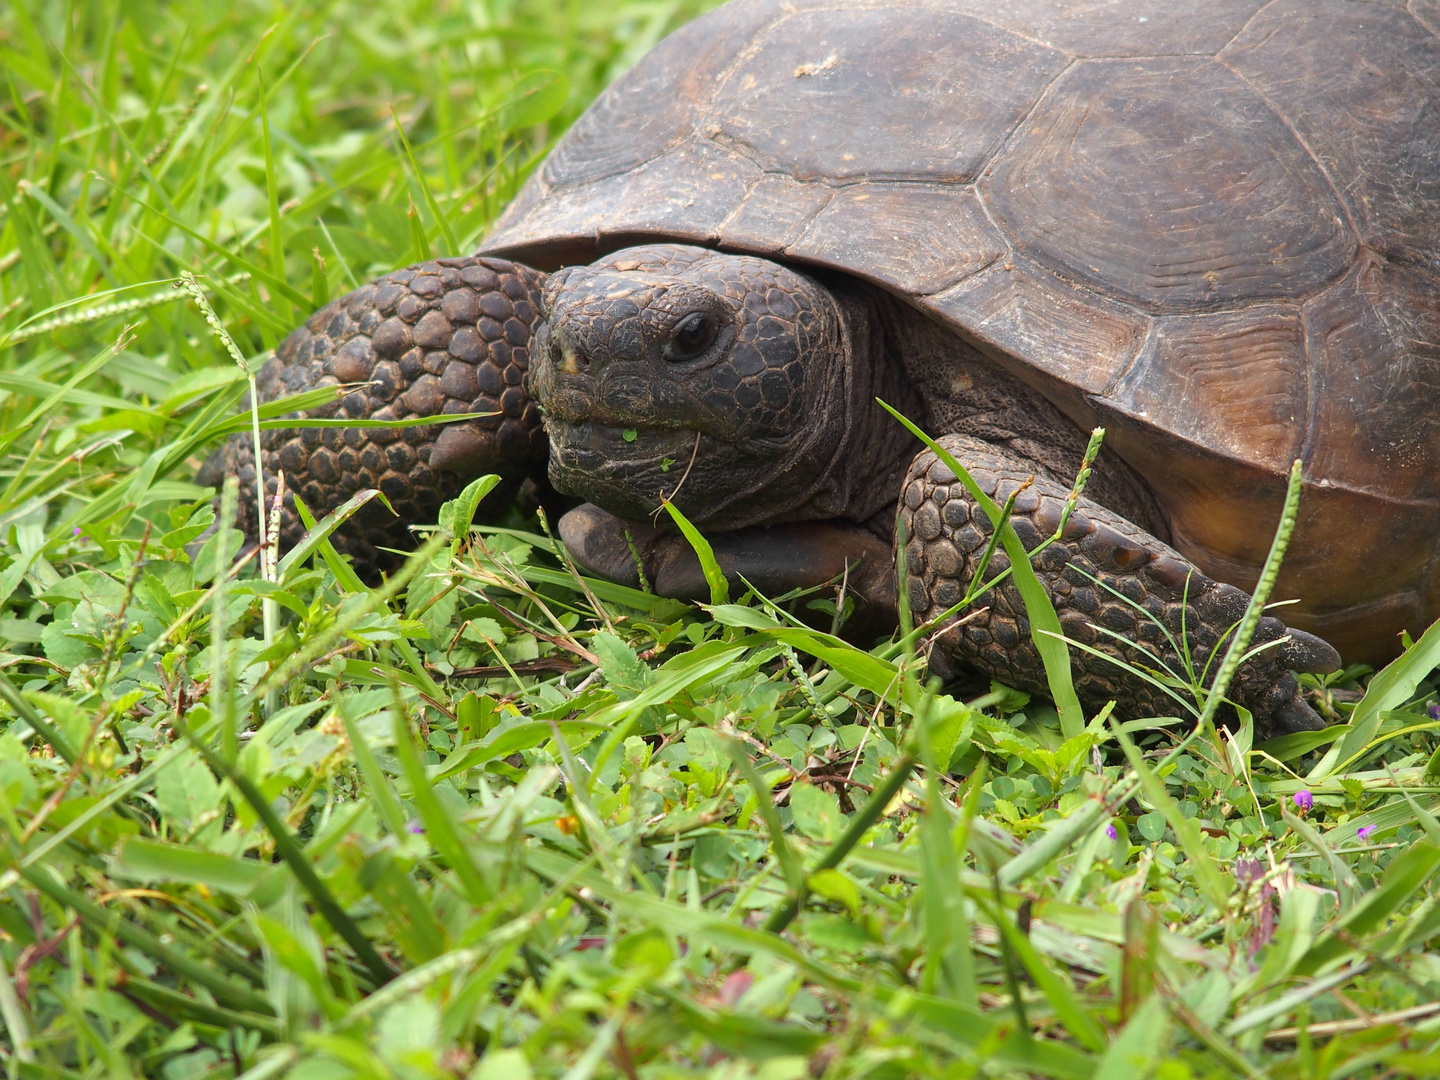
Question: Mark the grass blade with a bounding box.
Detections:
[178,725,399,987]
[1309,614,1440,781]
[1198,459,1303,732]
[661,499,729,605]
[275,488,383,581]
[725,738,806,901]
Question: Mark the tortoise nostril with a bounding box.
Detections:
[550,329,589,375]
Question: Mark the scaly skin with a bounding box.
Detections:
[900,435,1338,735]
[201,256,548,576]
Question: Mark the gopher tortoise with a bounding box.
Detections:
[206,0,1440,734]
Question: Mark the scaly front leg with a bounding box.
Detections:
[201,256,548,577]
[900,434,1340,736]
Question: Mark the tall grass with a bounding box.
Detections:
[3,2,1440,1077]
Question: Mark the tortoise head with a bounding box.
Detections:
[530,243,910,531]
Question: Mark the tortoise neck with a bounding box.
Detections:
[809,279,933,528]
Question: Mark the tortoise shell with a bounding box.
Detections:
[484,0,1440,661]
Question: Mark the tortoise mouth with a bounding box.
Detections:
[545,418,704,520]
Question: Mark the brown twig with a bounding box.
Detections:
[445,657,582,679]
[807,773,876,794]
[14,916,78,1002]
[1263,1002,1440,1044]
[612,1027,641,1080]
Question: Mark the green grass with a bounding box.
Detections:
[4,2,1440,1077]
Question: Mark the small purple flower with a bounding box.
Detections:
[1293,789,1314,812]
[1106,823,1118,840]
[72,527,82,536]
[1357,825,1375,842]
[1429,702,1440,721]
[407,820,424,834]
[1235,859,1266,885]
[720,970,754,1008]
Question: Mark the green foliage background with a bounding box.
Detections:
[3,2,1440,1078]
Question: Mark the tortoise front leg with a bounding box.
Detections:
[202,256,548,578]
[901,434,1340,737]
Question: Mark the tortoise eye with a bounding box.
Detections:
[664,311,718,361]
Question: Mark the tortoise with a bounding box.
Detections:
[207,0,1440,735]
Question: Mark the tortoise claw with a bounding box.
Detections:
[1271,694,1328,734]
[1195,582,1341,674]
[1278,628,1342,674]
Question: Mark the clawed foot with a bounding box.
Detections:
[1191,580,1339,737]
[558,503,896,634]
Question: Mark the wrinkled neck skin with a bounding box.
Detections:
[823,280,932,532]
[529,244,927,534]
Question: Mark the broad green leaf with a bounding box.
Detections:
[439,473,502,553]
[376,998,442,1067]
[789,782,843,842]
[111,837,282,903]
[613,926,675,978]
[806,868,861,918]
[473,1050,534,1080]
[22,691,93,757]
[1136,812,1166,842]
[591,630,650,699]
[154,746,223,845]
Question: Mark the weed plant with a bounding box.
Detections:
[3,2,1440,1077]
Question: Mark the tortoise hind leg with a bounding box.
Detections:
[901,433,1339,737]
[201,256,549,579]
